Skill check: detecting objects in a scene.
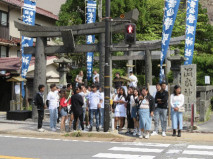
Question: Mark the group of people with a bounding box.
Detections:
[112,80,185,139]
[34,70,185,139]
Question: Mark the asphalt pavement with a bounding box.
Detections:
[0,135,213,159]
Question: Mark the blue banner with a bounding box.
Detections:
[86,1,97,80]
[184,0,199,65]
[21,0,36,97]
[160,0,180,82]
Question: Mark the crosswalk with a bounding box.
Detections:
[92,142,213,159]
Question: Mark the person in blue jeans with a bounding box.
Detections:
[152,82,168,137]
[87,85,103,132]
[47,84,59,132]
[170,85,184,137]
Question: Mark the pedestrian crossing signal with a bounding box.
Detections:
[125,23,136,44]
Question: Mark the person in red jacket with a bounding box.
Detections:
[59,90,71,132]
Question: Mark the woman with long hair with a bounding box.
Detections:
[170,85,184,137]
[131,88,140,136]
[113,87,127,133]
[138,87,155,139]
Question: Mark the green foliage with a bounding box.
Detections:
[136,75,145,87]
[193,55,213,85]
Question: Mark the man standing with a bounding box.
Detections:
[71,87,84,131]
[47,84,59,132]
[93,70,99,84]
[34,84,46,132]
[87,85,103,132]
[129,71,138,88]
[152,82,168,137]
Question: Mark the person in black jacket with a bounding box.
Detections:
[138,87,155,139]
[71,87,84,131]
[34,85,46,132]
[153,82,169,137]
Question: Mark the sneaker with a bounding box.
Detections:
[51,128,56,132]
[139,135,143,139]
[133,129,137,136]
[96,127,99,132]
[38,128,45,132]
[145,133,150,139]
[138,130,142,136]
[162,131,166,137]
[151,131,158,136]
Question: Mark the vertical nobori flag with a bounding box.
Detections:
[184,0,199,65]
[86,1,97,80]
[21,0,36,97]
[160,0,180,82]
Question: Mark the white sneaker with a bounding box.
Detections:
[133,129,137,136]
[139,135,143,139]
[151,131,158,136]
[145,133,150,139]
[162,131,166,137]
[51,128,56,132]
[38,128,45,132]
[138,130,142,136]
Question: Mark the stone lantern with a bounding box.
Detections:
[54,55,71,85]
[167,49,187,85]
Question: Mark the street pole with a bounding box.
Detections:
[104,0,111,132]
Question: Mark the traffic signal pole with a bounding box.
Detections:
[104,0,111,132]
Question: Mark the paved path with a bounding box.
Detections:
[199,114,213,133]
[0,135,213,159]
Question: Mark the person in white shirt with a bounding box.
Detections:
[129,71,138,88]
[87,85,103,132]
[113,87,127,133]
[47,84,59,132]
[170,85,185,137]
[93,70,99,84]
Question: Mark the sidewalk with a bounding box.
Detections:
[0,112,213,143]
[198,114,213,133]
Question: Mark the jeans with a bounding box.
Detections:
[38,110,44,129]
[49,108,58,129]
[154,108,168,132]
[171,108,183,130]
[138,109,152,131]
[99,108,104,127]
[89,109,99,128]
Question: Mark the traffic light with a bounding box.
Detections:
[125,23,136,44]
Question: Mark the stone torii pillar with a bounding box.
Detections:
[32,37,47,121]
[145,49,152,86]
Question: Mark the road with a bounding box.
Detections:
[0,135,213,159]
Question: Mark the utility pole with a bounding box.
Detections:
[104,0,111,132]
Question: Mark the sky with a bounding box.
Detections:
[36,0,66,15]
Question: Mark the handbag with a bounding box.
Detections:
[178,106,185,113]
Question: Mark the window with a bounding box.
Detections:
[0,46,8,57]
[0,11,8,26]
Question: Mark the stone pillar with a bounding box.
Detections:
[32,37,47,121]
[145,49,152,85]
[109,56,112,89]
[127,51,133,74]
[99,33,105,88]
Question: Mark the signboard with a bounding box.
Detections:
[181,64,197,112]
[205,76,210,85]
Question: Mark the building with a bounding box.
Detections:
[0,0,60,111]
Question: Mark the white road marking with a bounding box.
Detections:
[183,150,213,156]
[166,149,182,154]
[122,142,170,147]
[93,153,155,159]
[109,147,163,153]
[178,158,204,159]
[188,145,213,150]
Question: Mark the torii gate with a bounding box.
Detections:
[15,9,140,120]
[15,8,184,121]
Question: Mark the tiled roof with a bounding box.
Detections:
[0,38,17,46]
[2,0,58,20]
[0,56,57,71]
